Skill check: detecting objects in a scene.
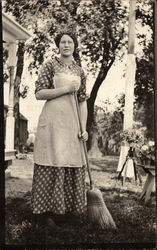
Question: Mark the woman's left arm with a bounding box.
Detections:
[79,100,88,141]
[79,100,87,132]
[77,68,88,141]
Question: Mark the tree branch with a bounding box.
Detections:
[59,0,80,16]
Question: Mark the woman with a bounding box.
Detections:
[31,31,88,229]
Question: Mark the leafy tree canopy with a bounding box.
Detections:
[3,0,128,73]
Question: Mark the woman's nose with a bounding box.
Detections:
[65,42,69,47]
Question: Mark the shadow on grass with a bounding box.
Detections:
[6,188,156,246]
[89,158,122,174]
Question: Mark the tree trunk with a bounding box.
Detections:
[86,66,111,150]
[14,42,25,152]
[88,129,102,158]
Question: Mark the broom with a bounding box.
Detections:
[74,93,117,230]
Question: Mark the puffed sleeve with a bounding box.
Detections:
[77,69,89,102]
[34,59,54,94]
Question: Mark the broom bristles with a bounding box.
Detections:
[87,188,117,230]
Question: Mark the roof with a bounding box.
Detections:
[2,12,31,42]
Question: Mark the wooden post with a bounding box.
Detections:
[5,42,17,150]
[117,0,136,175]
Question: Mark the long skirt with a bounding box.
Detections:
[31,164,86,215]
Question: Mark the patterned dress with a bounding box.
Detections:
[31,57,88,215]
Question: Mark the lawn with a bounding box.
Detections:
[5,156,156,247]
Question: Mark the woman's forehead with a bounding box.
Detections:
[60,34,74,41]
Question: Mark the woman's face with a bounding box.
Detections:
[59,34,75,57]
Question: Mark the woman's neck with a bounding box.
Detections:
[60,55,73,65]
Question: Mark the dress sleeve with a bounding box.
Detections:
[34,59,54,94]
[77,69,89,102]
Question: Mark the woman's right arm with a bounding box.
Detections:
[35,86,70,100]
[36,81,79,100]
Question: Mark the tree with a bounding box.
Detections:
[115,93,125,122]
[134,54,154,138]
[96,100,123,155]
[135,1,154,139]
[77,0,127,149]
[14,42,25,151]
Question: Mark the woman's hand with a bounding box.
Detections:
[78,131,88,142]
[66,81,80,94]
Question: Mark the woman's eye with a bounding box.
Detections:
[61,41,72,44]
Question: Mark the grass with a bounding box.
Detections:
[5,156,156,247]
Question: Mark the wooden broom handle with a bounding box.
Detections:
[74,93,93,189]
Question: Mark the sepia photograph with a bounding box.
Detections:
[2,0,156,248]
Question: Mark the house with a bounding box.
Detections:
[3,12,31,168]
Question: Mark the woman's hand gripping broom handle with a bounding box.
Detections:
[74,93,93,190]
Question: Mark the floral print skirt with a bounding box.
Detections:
[31,164,86,215]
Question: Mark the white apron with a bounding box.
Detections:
[34,72,86,167]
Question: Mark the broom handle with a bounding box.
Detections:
[74,93,93,189]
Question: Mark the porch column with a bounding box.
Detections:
[5,42,17,150]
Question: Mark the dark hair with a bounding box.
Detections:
[54,31,78,52]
